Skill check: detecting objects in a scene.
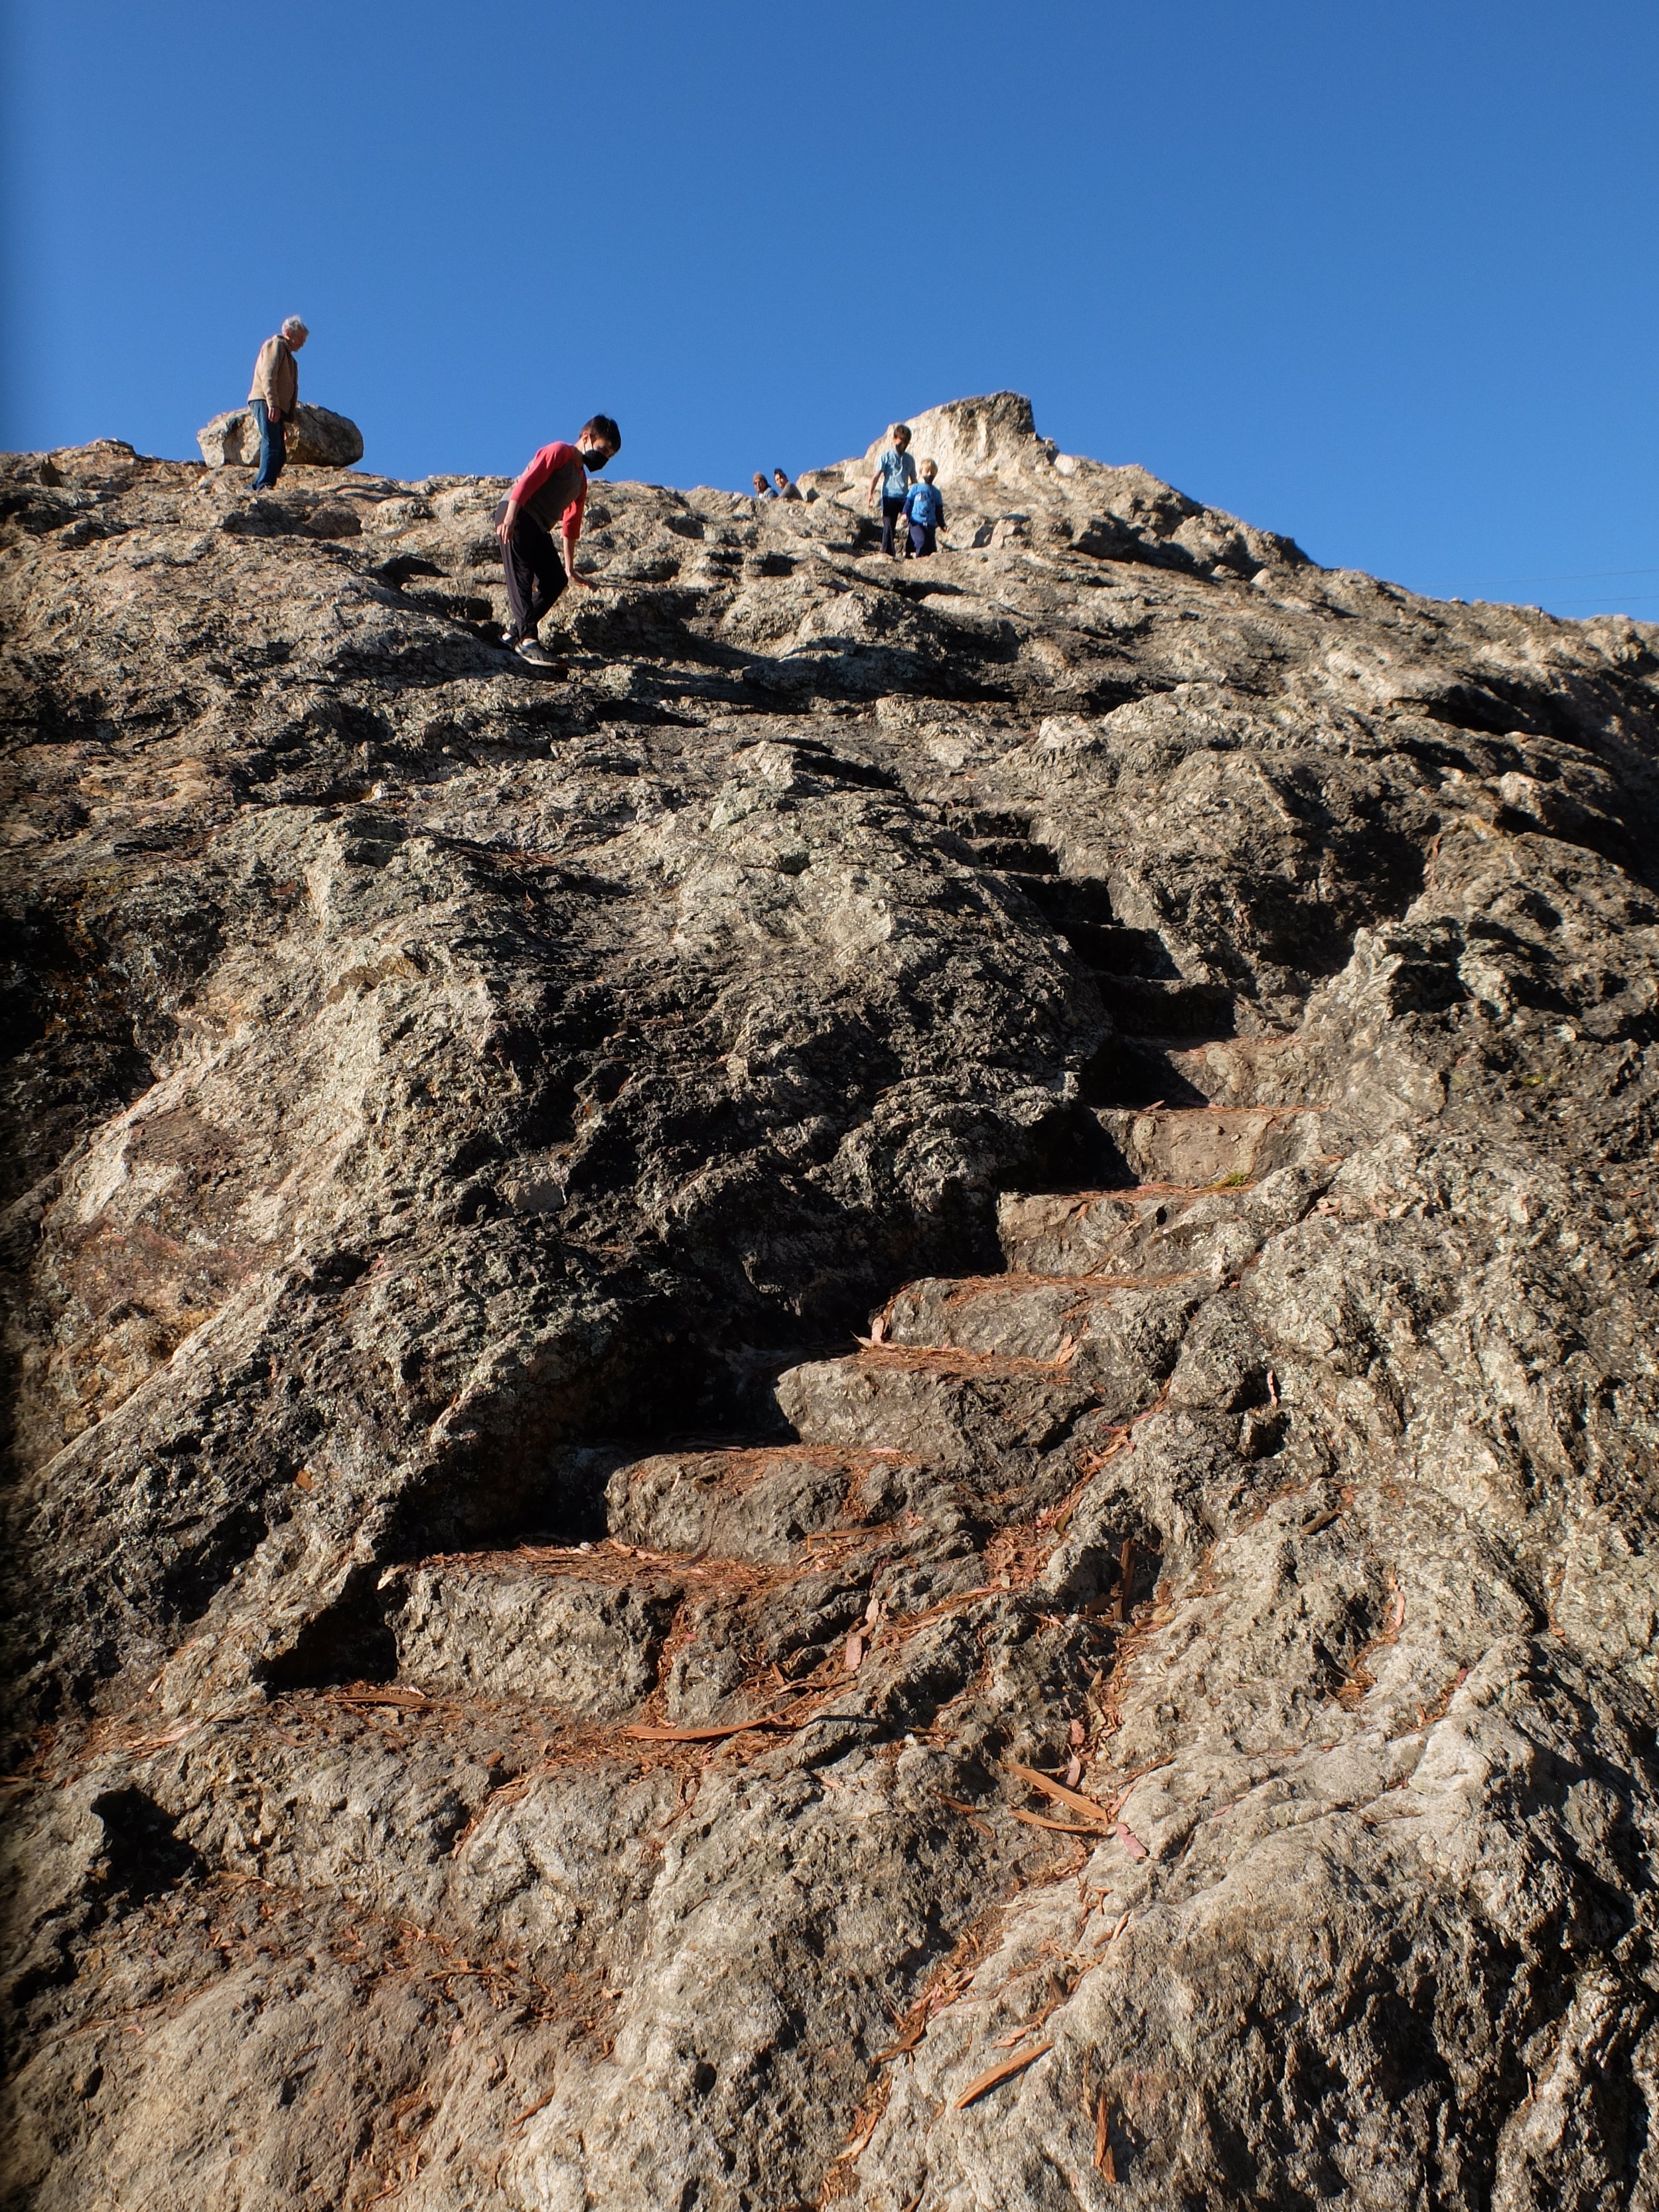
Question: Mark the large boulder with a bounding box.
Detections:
[196,402,364,469]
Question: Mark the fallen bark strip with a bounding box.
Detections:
[1096,2091,1118,2179]
[623,1715,793,1742]
[1009,1808,1105,1836]
[1005,1762,1117,1826]
[938,1794,996,1839]
[953,2039,1054,2109]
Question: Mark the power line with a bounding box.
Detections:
[1542,596,1659,611]
[1431,565,1659,590]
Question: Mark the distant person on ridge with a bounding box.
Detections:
[772,468,803,502]
[867,423,916,556]
[493,415,621,666]
[902,460,944,557]
[247,316,308,491]
[752,471,778,499]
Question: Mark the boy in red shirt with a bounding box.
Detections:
[494,414,621,664]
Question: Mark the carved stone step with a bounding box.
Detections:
[997,1161,1337,1279]
[1094,976,1235,1035]
[1058,921,1171,974]
[1021,874,1117,928]
[1096,1104,1336,1188]
[774,1344,1096,1483]
[966,836,1057,875]
[1091,1033,1324,1110]
[380,1552,681,1717]
[879,1273,1204,1412]
[945,806,1030,840]
[606,1445,901,1565]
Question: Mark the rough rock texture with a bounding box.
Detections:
[3,396,1658,2210]
[198,402,366,469]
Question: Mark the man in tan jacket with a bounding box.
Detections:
[248,316,308,490]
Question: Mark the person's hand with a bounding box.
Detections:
[494,502,518,546]
[565,572,595,593]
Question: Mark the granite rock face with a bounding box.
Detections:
[197,402,365,469]
[2,402,1658,2211]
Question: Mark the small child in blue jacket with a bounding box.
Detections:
[902,461,945,557]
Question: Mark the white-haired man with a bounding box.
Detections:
[247,317,309,490]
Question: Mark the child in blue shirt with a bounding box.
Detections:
[902,461,945,557]
[867,423,917,555]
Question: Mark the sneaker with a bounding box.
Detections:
[516,638,557,666]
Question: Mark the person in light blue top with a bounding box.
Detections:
[866,422,916,556]
[901,461,945,557]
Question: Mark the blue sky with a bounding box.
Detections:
[3,0,1654,620]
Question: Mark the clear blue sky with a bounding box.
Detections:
[3,1,1654,620]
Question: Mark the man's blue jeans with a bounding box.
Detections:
[250,398,286,490]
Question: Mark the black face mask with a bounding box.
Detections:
[582,448,611,471]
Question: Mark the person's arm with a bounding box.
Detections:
[561,482,592,589]
[269,340,295,423]
[252,338,279,419]
[867,455,885,506]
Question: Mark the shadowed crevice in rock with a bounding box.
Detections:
[88,1787,206,1905]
